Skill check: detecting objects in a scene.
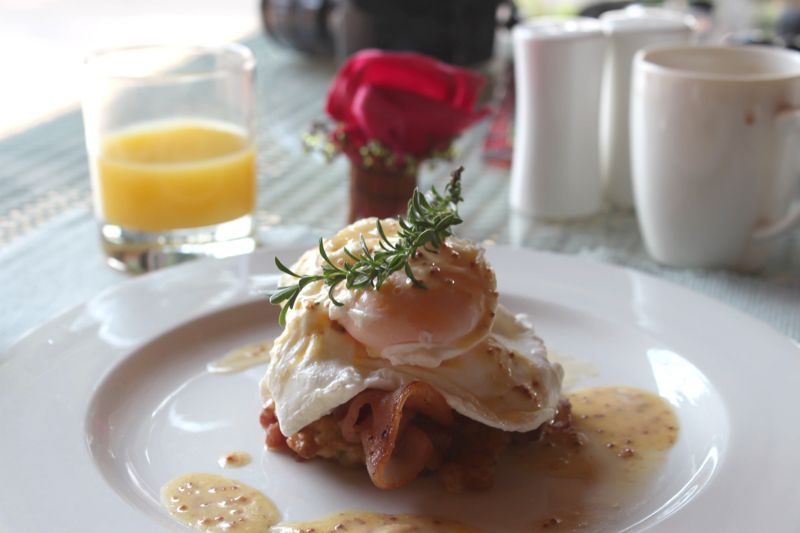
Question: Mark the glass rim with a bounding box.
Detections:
[84,43,256,81]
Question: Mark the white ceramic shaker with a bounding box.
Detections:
[510,17,607,220]
[599,7,695,208]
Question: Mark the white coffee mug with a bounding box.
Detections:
[599,7,695,208]
[631,45,800,270]
[510,17,606,219]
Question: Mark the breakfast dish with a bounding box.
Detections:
[2,206,800,530]
[259,171,567,490]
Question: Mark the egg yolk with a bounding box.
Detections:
[334,247,496,356]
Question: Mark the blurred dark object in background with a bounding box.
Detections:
[776,7,800,50]
[261,0,336,55]
[723,33,800,51]
[343,0,503,65]
[261,0,509,65]
[579,2,632,18]
[689,1,713,15]
[579,1,712,19]
[725,29,782,47]
[725,5,800,53]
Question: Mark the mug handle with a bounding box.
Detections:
[752,107,800,241]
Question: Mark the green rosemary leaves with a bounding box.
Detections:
[270,166,465,325]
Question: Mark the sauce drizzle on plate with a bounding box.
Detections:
[161,473,279,532]
[218,451,252,469]
[272,511,483,532]
[161,386,679,532]
[207,340,273,374]
[523,386,679,530]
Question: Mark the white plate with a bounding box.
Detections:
[1,246,799,532]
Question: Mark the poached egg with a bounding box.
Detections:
[261,218,563,436]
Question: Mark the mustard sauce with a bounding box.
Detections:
[218,451,252,469]
[271,511,484,533]
[571,386,679,456]
[523,386,679,531]
[161,473,279,532]
[207,340,272,374]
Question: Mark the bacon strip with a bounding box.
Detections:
[261,389,570,491]
[338,381,455,489]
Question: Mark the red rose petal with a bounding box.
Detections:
[353,85,489,156]
[325,49,489,158]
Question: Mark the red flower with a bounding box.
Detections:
[326,50,490,162]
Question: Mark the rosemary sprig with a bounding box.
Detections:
[270,166,465,325]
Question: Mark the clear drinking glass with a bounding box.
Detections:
[82,44,257,273]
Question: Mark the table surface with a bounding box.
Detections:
[1,34,799,352]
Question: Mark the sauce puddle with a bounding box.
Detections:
[521,386,679,530]
[161,473,279,532]
[207,340,273,374]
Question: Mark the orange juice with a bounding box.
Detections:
[94,120,256,232]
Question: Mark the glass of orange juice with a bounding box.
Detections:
[82,44,257,272]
